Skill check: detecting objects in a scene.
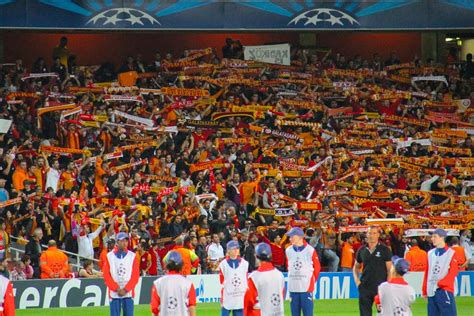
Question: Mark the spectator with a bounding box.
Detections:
[78,260,103,278]
[77,220,105,260]
[207,233,225,273]
[462,53,474,79]
[137,221,151,242]
[339,232,355,272]
[21,254,34,279]
[321,218,340,272]
[259,229,285,271]
[222,38,234,59]
[52,36,69,68]
[0,258,8,279]
[195,235,208,274]
[0,218,9,262]
[136,241,152,276]
[25,228,43,278]
[147,240,163,276]
[244,233,258,273]
[12,160,28,191]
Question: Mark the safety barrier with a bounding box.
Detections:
[9,235,100,271]
[12,271,474,309]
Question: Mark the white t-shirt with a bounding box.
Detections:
[207,242,224,261]
[78,225,104,259]
[45,168,60,192]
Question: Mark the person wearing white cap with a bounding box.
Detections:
[285,227,321,316]
[218,240,249,316]
[422,228,459,316]
[375,256,415,315]
[103,232,140,316]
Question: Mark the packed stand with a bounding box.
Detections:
[0,36,473,279]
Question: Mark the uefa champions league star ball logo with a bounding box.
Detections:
[231,275,242,288]
[270,293,281,306]
[87,8,160,26]
[288,8,359,27]
[433,264,441,275]
[117,264,127,277]
[293,259,303,271]
[167,297,178,311]
[393,306,406,315]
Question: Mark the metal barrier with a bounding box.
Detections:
[8,235,100,271]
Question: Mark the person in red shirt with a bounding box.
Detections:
[377,99,400,116]
[148,240,163,276]
[259,230,285,271]
[137,241,152,276]
[0,274,15,316]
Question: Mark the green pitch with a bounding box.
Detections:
[15,297,474,315]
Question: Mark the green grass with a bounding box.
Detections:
[15,297,474,315]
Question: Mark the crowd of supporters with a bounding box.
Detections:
[0,36,473,279]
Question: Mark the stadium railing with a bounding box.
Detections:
[8,235,100,272]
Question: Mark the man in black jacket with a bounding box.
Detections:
[25,228,43,278]
[244,233,258,272]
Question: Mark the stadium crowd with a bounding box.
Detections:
[0,36,473,280]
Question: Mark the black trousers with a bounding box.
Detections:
[358,285,377,316]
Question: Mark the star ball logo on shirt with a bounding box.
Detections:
[293,259,303,271]
[231,275,242,288]
[270,293,281,306]
[167,296,178,311]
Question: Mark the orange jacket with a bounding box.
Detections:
[12,167,28,191]
[94,158,107,196]
[340,242,355,269]
[165,246,199,276]
[405,246,428,272]
[452,245,467,271]
[40,246,69,279]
